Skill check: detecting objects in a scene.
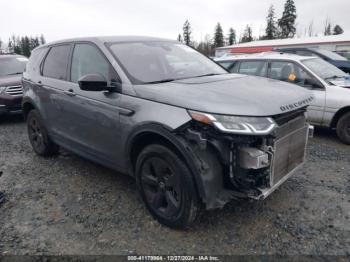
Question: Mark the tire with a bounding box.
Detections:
[135,144,201,229]
[336,112,350,145]
[27,109,59,156]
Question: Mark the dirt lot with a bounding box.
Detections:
[0,114,349,256]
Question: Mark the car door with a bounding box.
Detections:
[39,44,73,137]
[268,60,326,125]
[62,42,123,166]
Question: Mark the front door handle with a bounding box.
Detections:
[64,89,76,96]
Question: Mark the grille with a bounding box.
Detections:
[270,125,308,186]
[5,85,23,96]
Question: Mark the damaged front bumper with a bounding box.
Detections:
[177,108,312,209]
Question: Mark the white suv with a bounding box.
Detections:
[216,52,350,144]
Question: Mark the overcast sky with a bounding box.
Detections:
[1,0,349,43]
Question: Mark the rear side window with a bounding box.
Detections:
[26,48,48,74]
[70,43,110,83]
[42,45,71,80]
[238,61,267,76]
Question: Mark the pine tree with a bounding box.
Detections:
[213,23,224,47]
[278,0,297,39]
[227,28,236,45]
[177,34,183,43]
[265,5,277,40]
[40,34,46,45]
[240,25,253,43]
[333,25,344,35]
[30,37,40,51]
[183,20,192,46]
[324,18,332,36]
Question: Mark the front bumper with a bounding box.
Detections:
[0,95,23,114]
[181,108,311,209]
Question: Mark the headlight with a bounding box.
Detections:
[188,110,276,135]
[0,86,7,94]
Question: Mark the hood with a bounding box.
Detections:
[329,78,350,88]
[134,74,314,116]
[0,74,22,86]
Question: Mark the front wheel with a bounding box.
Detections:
[27,109,59,156]
[336,112,350,145]
[135,144,201,229]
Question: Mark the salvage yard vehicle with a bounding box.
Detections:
[22,36,313,229]
[0,54,28,115]
[275,47,350,74]
[215,52,350,144]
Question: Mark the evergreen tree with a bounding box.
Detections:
[265,5,277,40]
[213,23,224,47]
[227,28,236,45]
[333,25,344,35]
[40,34,46,45]
[20,36,31,57]
[324,18,332,36]
[197,34,213,56]
[177,34,183,43]
[30,37,40,51]
[278,0,297,38]
[240,25,253,43]
[183,20,192,46]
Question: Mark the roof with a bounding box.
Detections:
[39,35,175,48]
[217,33,350,50]
[215,51,316,62]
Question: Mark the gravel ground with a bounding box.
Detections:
[0,114,349,256]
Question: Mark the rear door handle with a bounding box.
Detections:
[63,89,76,96]
[37,81,43,87]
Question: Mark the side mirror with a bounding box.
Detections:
[78,74,108,91]
[304,78,324,89]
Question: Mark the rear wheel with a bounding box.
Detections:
[336,112,350,145]
[27,109,59,156]
[135,144,201,229]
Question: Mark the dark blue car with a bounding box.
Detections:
[276,47,350,74]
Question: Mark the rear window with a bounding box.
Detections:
[42,45,71,80]
[0,56,28,76]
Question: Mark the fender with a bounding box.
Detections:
[125,122,207,200]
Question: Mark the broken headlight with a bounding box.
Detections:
[188,110,276,135]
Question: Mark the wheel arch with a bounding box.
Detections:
[330,106,350,129]
[22,98,38,120]
[126,123,206,199]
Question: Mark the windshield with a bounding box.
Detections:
[108,41,227,84]
[302,58,347,80]
[313,49,347,61]
[0,56,28,76]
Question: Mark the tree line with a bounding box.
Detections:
[179,0,345,56]
[0,34,46,57]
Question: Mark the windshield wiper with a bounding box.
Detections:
[324,75,345,80]
[192,73,222,78]
[144,78,177,84]
[7,72,23,76]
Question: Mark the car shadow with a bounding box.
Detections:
[0,114,24,125]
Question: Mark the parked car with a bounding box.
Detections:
[0,54,28,115]
[22,36,313,228]
[275,47,350,73]
[215,52,350,144]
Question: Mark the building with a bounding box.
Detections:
[215,33,350,58]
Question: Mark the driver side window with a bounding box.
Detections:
[269,61,318,88]
[70,43,110,83]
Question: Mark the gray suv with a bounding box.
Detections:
[22,36,313,228]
